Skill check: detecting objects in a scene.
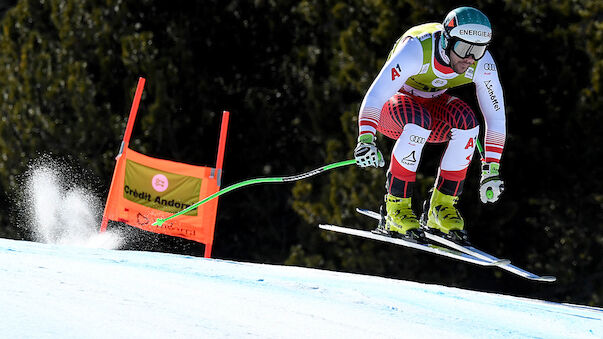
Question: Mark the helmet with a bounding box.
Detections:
[441,7,492,60]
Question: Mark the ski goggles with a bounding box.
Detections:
[451,39,488,60]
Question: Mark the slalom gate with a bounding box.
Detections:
[99,77,229,257]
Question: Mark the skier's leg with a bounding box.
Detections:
[437,126,480,195]
[388,123,433,197]
[422,95,479,241]
[431,96,479,196]
[377,93,431,240]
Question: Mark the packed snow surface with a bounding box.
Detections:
[1,238,601,339]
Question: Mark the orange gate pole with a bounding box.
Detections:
[203,110,230,257]
[215,111,230,187]
[100,77,146,232]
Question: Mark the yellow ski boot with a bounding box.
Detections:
[422,188,469,244]
[382,194,424,242]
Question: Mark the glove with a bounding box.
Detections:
[479,162,504,203]
[354,134,385,168]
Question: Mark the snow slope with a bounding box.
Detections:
[1,238,601,339]
[2,158,600,338]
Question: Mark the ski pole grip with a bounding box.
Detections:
[486,187,494,200]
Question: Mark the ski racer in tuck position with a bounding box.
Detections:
[354,7,506,244]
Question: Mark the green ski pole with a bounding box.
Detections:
[475,137,485,162]
[152,159,356,226]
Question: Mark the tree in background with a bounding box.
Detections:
[0,0,319,257]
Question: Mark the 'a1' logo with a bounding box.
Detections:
[391,64,402,80]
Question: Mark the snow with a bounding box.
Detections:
[2,158,601,338]
[1,238,601,339]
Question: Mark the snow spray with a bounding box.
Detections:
[17,156,123,249]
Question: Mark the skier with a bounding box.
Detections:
[354,7,505,244]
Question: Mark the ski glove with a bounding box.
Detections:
[479,162,504,203]
[354,134,385,168]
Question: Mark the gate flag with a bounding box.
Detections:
[99,77,229,258]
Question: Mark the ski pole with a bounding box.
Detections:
[475,137,485,162]
[152,159,356,226]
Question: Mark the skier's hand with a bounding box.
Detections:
[354,134,385,168]
[479,162,504,203]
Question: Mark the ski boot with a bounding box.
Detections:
[421,188,470,245]
[375,194,425,243]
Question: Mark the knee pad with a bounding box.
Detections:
[390,124,432,174]
[440,126,480,172]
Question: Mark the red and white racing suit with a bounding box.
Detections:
[358,23,506,197]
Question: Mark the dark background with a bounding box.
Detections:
[0,0,601,306]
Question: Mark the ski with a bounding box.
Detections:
[421,232,556,282]
[356,208,508,263]
[319,224,504,267]
[355,208,556,282]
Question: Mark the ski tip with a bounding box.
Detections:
[355,207,368,215]
[319,224,336,231]
[538,275,557,282]
[355,208,381,220]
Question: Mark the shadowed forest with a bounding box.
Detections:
[0,0,601,306]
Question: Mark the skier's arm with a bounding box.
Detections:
[474,51,506,203]
[474,51,506,164]
[358,37,423,138]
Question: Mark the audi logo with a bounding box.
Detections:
[484,63,497,71]
[410,135,426,144]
